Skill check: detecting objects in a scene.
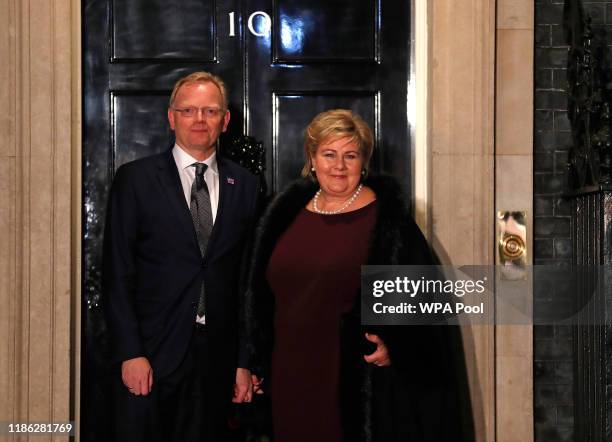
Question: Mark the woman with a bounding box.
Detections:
[245,109,473,442]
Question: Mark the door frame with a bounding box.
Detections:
[414,0,534,441]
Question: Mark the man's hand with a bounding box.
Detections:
[121,357,153,396]
[363,333,391,367]
[232,368,253,403]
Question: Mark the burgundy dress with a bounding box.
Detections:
[265,202,377,442]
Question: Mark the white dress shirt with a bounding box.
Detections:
[172,144,219,223]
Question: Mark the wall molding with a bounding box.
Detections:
[428,0,497,440]
[0,0,79,437]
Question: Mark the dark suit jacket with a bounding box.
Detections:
[103,149,259,382]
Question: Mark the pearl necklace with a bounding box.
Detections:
[313,183,364,215]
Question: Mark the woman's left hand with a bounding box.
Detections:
[363,333,391,367]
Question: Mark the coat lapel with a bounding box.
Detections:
[156,150,200,249]
[204,156,233,260]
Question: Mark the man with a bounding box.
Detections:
[103,71,258,441]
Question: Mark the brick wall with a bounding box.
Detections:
[534,0,612,440]
[534,0,573,441]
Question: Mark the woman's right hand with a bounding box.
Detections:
[252,375,265,394]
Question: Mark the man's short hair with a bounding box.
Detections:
[169,71,228,110]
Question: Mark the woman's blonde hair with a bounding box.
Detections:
[301,109,374,177]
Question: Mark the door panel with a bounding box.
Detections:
[112,93,172,168]
[111,0,217,61]
[273,0,377,62]
[82,1,411,440]
[273,92,376,189]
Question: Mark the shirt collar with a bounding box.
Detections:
[172,144,218,175]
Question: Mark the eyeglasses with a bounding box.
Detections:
[172,106,226,119]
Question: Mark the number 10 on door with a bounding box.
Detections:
[229,11,272,37]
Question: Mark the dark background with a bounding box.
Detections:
[533,0,612,440]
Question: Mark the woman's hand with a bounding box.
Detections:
[363,333,391,367]
[252,375,265,395]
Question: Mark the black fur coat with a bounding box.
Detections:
[244,175,474,442]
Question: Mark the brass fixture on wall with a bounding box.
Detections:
[497,211,527,280]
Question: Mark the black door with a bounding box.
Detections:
[82,1,411,440]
